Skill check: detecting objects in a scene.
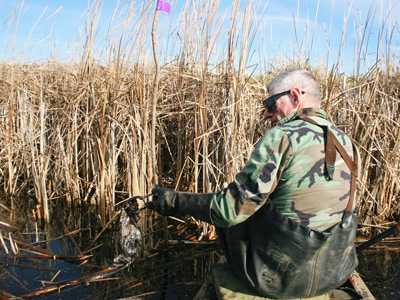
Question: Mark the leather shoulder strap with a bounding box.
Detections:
[301,116,358,212]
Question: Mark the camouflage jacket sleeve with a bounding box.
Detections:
[210,128,292,228]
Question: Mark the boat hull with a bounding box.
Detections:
[194,264,375,300]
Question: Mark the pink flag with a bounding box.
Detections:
[156,0,171,14]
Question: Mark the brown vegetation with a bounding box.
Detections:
[0,0,398,235]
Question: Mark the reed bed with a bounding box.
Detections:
[0,0,399,236]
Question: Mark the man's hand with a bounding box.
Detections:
[148,187,177,215]
[148,187,214,223]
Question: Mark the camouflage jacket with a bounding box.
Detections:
[211,108,359,231]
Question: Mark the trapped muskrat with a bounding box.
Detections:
[114,205,142,265]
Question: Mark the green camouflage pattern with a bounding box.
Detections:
[211,108,359,231]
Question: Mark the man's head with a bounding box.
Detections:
[264,68,322,126]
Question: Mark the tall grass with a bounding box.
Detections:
[0,0,398,234]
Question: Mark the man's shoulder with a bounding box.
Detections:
[259,126,288,142]
[277,115,352,144]
[276,118,325,142]
[253,127,292,157]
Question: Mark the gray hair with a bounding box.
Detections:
[268,68,321,104]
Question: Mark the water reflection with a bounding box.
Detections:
[0,197,221,299]
[0,197,399,299]
[357,243,400,300]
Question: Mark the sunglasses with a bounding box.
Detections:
[263,90,291,113]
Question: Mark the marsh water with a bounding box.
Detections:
[0,197,399,300]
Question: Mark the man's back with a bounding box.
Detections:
[271,109,357,231]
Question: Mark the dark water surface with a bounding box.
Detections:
[0,197,221,299]
[357,241,400,300]
[0,197,399,299]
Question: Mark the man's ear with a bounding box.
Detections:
[290,88,302,106]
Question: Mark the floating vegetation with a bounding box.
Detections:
[357,238,400,300]
[0,197,399,299]
[0,197,221,299]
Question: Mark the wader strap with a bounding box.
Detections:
[301,117,358,212]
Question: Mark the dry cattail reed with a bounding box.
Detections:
[0,0,398,236]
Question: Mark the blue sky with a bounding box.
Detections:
[0,0,399,75]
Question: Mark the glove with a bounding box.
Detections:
[149,187,215,224]
[148,187,178,216]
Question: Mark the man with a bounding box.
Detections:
[149,68,359,298]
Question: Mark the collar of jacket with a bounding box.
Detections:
[278,108,327,126]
